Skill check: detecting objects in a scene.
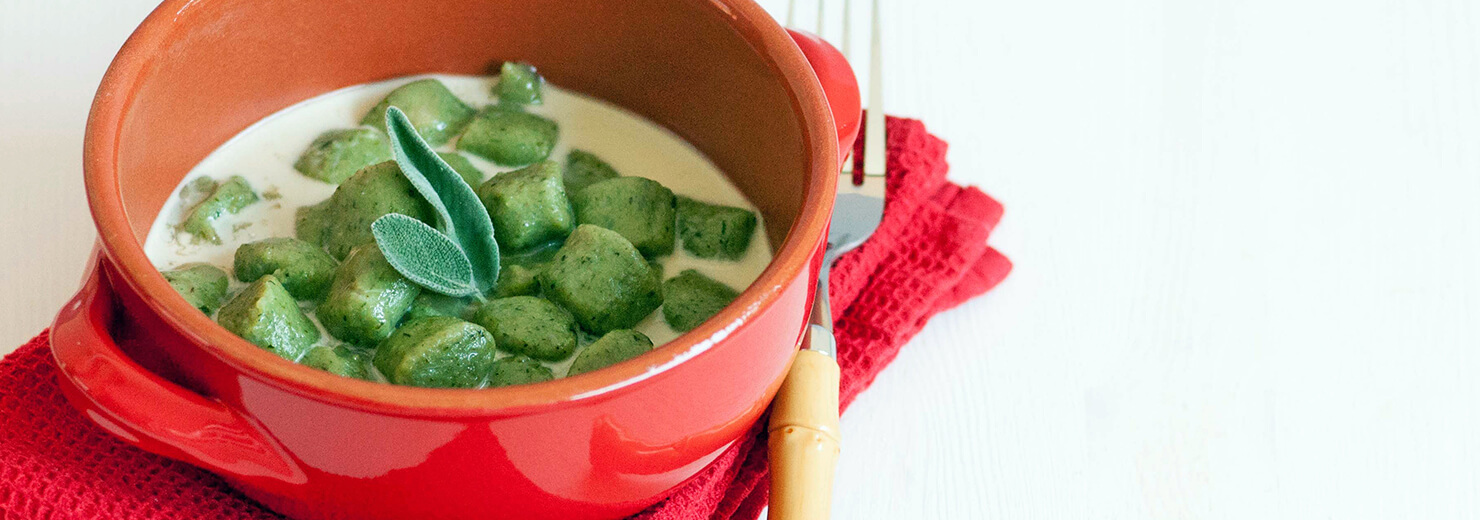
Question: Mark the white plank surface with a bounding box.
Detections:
[4,0,1480,518]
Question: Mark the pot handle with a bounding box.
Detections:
[50,255,302,485]
[788,29,863,166]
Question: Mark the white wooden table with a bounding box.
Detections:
[5,0,1479,518]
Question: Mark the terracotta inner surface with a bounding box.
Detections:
[116,0,806,247]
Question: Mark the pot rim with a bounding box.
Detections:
[83,0,837,416]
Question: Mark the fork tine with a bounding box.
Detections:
[861,0,886,178]
[842,0,853,60]
[816,0,825,36]
[838,0,856,176]
[787,0,870,180]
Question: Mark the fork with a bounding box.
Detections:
[769,0,886,518]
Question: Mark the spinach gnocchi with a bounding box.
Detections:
[146,68,771,388]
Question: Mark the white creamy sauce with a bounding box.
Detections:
[144,74,772,377]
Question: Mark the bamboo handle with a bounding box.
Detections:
[768,348,842,520]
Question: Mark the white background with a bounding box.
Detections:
[3,0,1479,518]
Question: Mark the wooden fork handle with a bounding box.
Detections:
[768,342,842,520]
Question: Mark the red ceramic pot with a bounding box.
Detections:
[52,1,860,519]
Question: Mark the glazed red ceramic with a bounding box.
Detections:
[51,1,860,519]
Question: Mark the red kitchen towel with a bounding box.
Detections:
[0,116,1009,520]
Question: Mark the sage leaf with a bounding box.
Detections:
[371,213,478,297]
[384,106,501,294]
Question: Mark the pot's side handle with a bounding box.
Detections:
[787,29,863,166]
[50,255,303,485]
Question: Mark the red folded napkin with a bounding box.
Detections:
[0,116,1008,520]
